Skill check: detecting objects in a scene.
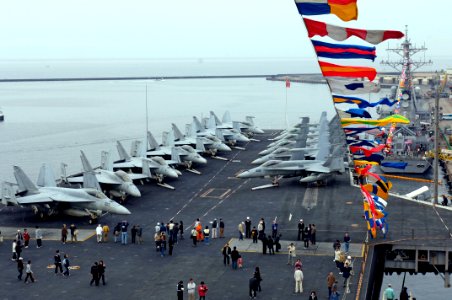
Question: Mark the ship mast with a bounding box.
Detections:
[381,25,432,91]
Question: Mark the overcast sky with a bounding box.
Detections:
[1,0,450,64]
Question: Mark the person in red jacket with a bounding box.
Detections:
[198,281,208,300]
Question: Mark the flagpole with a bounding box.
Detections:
[145,84,149,147]
[285,77,289,129]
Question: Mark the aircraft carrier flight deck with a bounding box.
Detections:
[1,130,451,299]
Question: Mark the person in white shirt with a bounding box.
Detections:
[187,278,196,300]
[294,267,304,293]
[24,260,35,283]
[96,224,103,243]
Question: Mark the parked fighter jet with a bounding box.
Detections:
[171,123,231,155]
[237,145,345,189]
[146,131,207,172]
[220,111,264,135]
[112,141,180,189]
[209,111,264,138]
[1,165,130,222]
[62,150,142,200]
[194,115,250,145]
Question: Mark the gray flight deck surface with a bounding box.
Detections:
[0,130,381,299]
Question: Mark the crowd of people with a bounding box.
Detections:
[3,215,364,299]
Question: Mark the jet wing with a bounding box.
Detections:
[113,162,136,169]
[128,173,149,181]
[15,193,54,204]
[48,191,96,203]
[147,149,168,156]
[305,164,331,173]
[16,192,94,204]
[67,175,122,185]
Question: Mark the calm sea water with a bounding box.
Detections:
[0,60,449,298]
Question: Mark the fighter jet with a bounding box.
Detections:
[237,144,345,189]
[62,150,142,200]
[113,141,180,189]
[171,123,231,156]
[146,131,207,172]
[251,146,321,165]
[1,165,130,222]
[194,115,250,145]
[212,111,264,137]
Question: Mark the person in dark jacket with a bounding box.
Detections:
[90,262,99,286]
[62,254,70,277]
[303,226,310,248]
[261,235,267,255]
[251,226,258,244]
[341,262,352,288]
[254,267,262,292]
[399,286,409,300]
[249,277,258,299]
[98,260,106,285]
[179,220,184,240]
[297,219,305,241]
[267,236,275,255]
[17,257,24,280]
[308,290,318,300]
[231,246,240,270]
[222,243,231,266]
[131,225,137,244]
[54,250,63,274]
[275,234,282,252]
[177,280,184,300]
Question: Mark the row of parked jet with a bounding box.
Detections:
[0,111,264,223]
[237,112,347,190]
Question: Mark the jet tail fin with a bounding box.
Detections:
[101,150,113,171]
[37,163,57,187]
[210,111,221,126]
[161,132,170,147]
[166,130,175,147]
[222,111,232,124]
[195,137,206,152]
[290,149,307,161]
[188,123,198,137]
[117,141,132,161]
[83,171,101,191]
[215,128,225,141]
[322,146,344,170]
[60,162,68,183]
[141,159,152,178]
[192,117,204,132]
[172,123,185,140]
[207,113,217,129]
[130,140,146,157]
[232,121,241,131]
[171,147,182,163]
[245,116,255,126]
[13,166,39,194]
[1,182,18,206]
[147,131,160,150]
[80,150,94,172]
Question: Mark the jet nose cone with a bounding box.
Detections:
[236,171,250,178]
[236,135,250,143]
[252,128,265,134]
[128,185,141,197]
[217,143,232,152]
[251,157,264,165]
[258,149,271,156]
[193,156,208,164]
[115,204,131,215]
[166,168,179,179]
